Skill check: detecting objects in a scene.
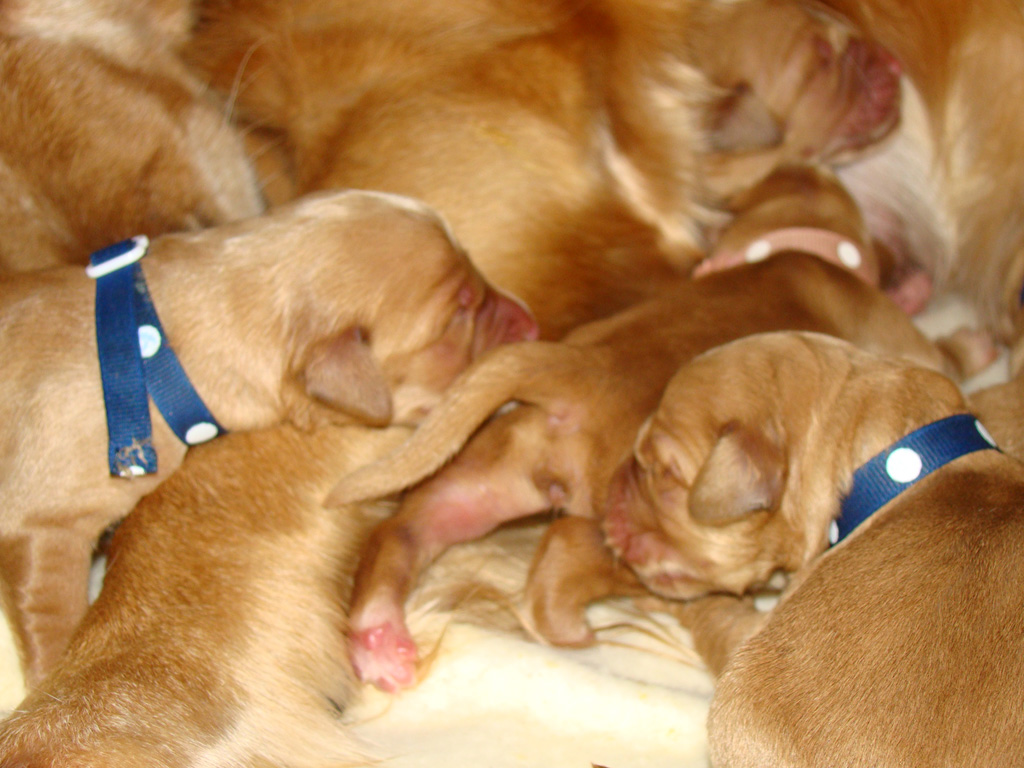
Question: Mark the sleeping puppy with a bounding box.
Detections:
[0,423,401,768]
[326,249,963,691]
[0,189,536,686]
[694,161,998,378]
[694,161,884,285]
[0,0,263,271]
[601,330,1024,766]
[186,0,902,337]
[809,0,1024,346]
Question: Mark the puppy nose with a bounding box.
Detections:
[472,288,539,356]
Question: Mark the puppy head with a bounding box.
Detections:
[282,190,537,428]
[698,1,901,194]
[602,331,967,600]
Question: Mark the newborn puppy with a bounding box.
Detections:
[0,423,404,768]
[0,190,536,685]
[187,0,902,337]
[604,331,1024,767]
[694,162,882,286]
[327,248,962,691]
[694,161,997,377]
[0,0,264,271]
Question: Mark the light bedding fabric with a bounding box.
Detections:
[0,294,1006,767]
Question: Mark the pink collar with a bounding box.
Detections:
[694,227,879,286]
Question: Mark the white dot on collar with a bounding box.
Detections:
[127,464,146,477]
[745,239,773,263]
[885,447,923,483]
[828,520,840,545]
[836,241,862,269]
[976,419,998,448]
[185,422,219,445]
[138,325,162,359]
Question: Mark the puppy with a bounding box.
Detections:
[806,0,1024,349]
[694,161,998,378]
[0,422,402,768]
[327,247,963,691]
[694,161,883,286]
[0,189,536,685]
[186,0,902,337]
[0,0,264,271]
[600,330,1024,766]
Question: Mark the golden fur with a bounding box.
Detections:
[0,419,548,767]
[0,423,398,768]
[0,190,535,685]
[0,0,264,271]
[600,331,1024,766]
[186,0,903,337]
[814,0,1024,348]
[327,240,959,688]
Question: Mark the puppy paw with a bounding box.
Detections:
[349,623,418,692]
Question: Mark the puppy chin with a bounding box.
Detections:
[632,560,711,600]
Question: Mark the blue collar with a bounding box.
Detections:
[832,413,999,545]
[89,236,226,478]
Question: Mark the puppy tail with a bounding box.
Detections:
[323,340,584,506]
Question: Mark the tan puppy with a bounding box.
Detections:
[326,249,961,691]
[695,161,884,285]
[601,331,1024,766]
[0,0,264,271]
[807,0,1024,346]
[0,422,401,768]
[695,161,998,377]
[0,189,536,685]
[186,0,902,337]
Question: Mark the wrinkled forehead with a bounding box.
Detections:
[653,332,855,426]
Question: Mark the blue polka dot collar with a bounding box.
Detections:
[833,413,999,546]
[88,236,226,478]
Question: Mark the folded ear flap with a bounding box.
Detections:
[705,83,783,153]
[689,422,785,524]
[303,328,393,427]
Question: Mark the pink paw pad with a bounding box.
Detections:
[350,623,419,692]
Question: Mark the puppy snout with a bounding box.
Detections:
[471,288,538,357]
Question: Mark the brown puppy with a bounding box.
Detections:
[601,331,1024,766]
[187,0,902,337]
[0,189,536,685]
[326,248,961,691]
[0,0,264,271]
[808,0,1024,344]
[695,161,998,377]
[0,422,402,768]
[694,161,883,286]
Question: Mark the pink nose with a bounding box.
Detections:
[472,288,539,357]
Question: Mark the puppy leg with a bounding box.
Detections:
[0,528,93,684]
[349,409,555,691]
[523,516,646,647]
[669,595,766,679]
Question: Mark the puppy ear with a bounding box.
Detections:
[689,422,785,524]
[303,328,393,426]
[705,83,783,152]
